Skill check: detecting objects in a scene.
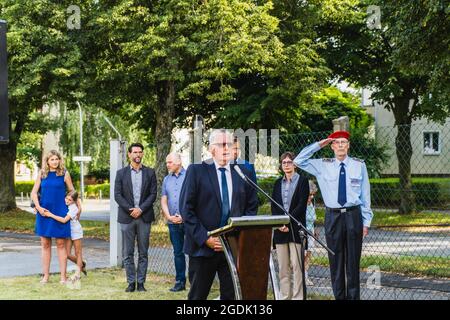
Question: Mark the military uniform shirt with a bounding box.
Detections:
[294,142,373,227]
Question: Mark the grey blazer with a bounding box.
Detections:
[114,165,157,224]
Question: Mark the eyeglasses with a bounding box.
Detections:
[332,140,349,146]
[212,142,233,148]
[281,160,294,165]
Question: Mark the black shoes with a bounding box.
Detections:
[125,282,146,292]
[169,282,186,292]
[137,283,146,292]
[125,282,136,292]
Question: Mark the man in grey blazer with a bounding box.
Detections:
[114,142,157,292]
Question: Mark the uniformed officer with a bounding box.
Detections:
[294,131,373,300]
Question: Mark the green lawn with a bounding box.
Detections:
[311,255,450,278]
[0,268,212,300]
[0,267,333,300]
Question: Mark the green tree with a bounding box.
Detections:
[0,0,86,211]
[89,0,284,195]
[210,0,335,132]
[57,104,151,183]
[319,0,450,214]
[300,86,372,132]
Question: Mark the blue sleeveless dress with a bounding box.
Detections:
[35,171,70,238]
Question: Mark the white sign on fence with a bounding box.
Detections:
[73,156,92,162]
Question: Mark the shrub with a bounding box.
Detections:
[85,183,110,199]
[256,176,279,206]
[370,178,450,210]
[255,177,449,211]
[15,181,35,195]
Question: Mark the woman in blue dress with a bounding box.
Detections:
[31,150,81,283]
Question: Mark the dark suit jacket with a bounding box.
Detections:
[114,165,157,224]
[233,158,257,183]
[179,161,258,257]
[271,175,309,244]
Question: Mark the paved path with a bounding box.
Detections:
[1,231,448,300]
[0,232,110,278]
[5,199,450,299]
[17,199,450,257]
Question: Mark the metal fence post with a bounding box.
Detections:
[110,139,127,267]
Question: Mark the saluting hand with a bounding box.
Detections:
[318,138,334,148]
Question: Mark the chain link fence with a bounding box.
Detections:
[147,122,450,300]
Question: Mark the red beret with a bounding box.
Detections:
[328,130,350,140]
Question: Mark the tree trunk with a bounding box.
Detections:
[153,80,176,220]
[392,95,415,214]
[0,141,17,212]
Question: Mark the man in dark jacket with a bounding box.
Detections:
[114,142,157,292]
[180,129,258,300]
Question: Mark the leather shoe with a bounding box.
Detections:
[169,282,186,292]
[125,282,136,292]
[137,283,146,292]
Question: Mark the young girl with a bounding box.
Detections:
[44,190,86,281]
[305,180,318,286]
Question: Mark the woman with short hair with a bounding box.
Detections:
[271,151,309,300]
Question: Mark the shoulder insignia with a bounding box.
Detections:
[352,157,365,163]
[322,158,335,162]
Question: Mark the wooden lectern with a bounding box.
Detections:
[208,215,289,300]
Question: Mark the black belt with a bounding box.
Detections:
[326,205,360,213]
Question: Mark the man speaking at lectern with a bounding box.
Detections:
[180,129,258,300]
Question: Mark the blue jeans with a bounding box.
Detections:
[168,223,186,284]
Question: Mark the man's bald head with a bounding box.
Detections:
[166,152,182,173]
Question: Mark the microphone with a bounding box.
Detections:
[233,165,247,181]
[234,165,286,216]
[233,164,335,256]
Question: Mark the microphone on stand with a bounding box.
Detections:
[233,165,334,256]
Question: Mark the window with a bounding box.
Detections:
[423,131,440,155]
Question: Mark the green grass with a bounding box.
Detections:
[258,203,450,227]
[311,255,450,278]
[0,267,333,300]
[0,268,218,300]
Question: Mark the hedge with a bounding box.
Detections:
[15,181,110,199]
[256,176,450,210]
[15,181,34,195]
[85,183,110,199]
[370,178,450,209]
